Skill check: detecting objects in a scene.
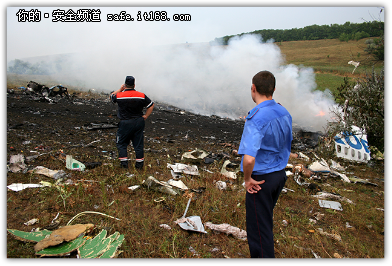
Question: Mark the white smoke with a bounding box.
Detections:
[52,34,335,131]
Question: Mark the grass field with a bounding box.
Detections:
[278,38,383,94]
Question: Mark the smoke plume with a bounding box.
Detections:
[51,34,335,131]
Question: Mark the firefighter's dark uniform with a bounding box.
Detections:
[110,77,154,169]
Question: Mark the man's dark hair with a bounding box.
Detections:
[124,84,135,89]
[252,71,276,97]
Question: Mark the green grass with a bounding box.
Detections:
[315,73,346,93]
[279,38,383,93]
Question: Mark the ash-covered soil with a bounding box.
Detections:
[6,92,246,154]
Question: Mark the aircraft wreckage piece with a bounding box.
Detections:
[181,148,209,163]
[175,197,207,234]
[28,166,67,180]
[318,199,343,211]
[78,229,124,258]
[36,235,86,257]
[8,227,124,258]
[34,223,95,253]
[334,126,370,162]
[167,163,199,176]
[220,160,240,179]
[7,229,53,243]
[142,176,185,196]
[312,192,355,204]
[66,155,86,171]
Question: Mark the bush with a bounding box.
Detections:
[328,68,384,153]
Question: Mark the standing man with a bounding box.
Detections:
[110,76,154,169]
[238,71,292,258]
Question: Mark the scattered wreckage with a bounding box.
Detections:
[21,81,69,98]
[334,126,371,162]
[8,224,124,258]
[14,81,70,103]
[7,209,124,258]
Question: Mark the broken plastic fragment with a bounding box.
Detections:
[312,192,354,204]
[220,160,240,179]
[24,218,39,226]
[308,160,330,172]
[66,155,86,171]
[294,244,320,258]
[318,199,343,211]
[7,183,45,192]
[128,185,140,191]
[167,163,199,176]
[167,179,189,190]
[142,176,181,196]
[181,149,209,163]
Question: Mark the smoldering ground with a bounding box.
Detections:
[40,34,334,132]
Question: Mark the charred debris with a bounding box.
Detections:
[7,81,325,156]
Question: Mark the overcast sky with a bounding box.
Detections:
[5,1,385,61]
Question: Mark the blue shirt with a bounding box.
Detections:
[238,99,293,175]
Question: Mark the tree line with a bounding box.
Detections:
[214,21,384,45]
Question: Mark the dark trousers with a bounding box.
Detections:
[116,117,145,164]
[246,169,287,258]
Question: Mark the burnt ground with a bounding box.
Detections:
[6,91,246,159]
[6,90,385,258]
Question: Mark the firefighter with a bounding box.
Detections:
[110,76,154,169]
